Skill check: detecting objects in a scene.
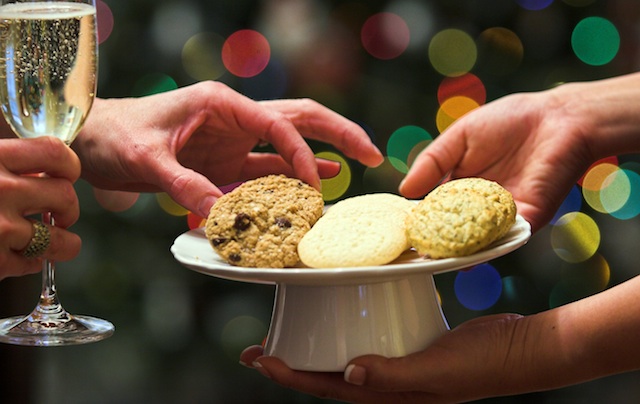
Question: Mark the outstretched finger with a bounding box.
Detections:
[399,130,466,199]
[147,157,224,217]
[262,99,384,168]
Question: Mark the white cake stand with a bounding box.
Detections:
[171,215,531,371]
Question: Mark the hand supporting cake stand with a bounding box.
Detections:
[170,215,530,371]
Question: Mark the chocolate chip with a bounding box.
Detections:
[233,213,252,231]
[211,238,227,246]
[275,217,292,228]
[229,253,241,262]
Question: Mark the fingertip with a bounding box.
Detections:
[344,364,366,386]
[198,194,218,217]
[252,359,273,379]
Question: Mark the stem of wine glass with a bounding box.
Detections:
[28,211,71,326]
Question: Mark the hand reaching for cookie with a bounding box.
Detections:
[74,81,384,218]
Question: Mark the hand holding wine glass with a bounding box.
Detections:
[0,0,113,345]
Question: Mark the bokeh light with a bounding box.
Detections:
[599,168,631,215]
[429,29,477,77]
[361,12,410,60]
[222,29,271,78]
[603,169,640,220]
[151,2,202,58]
[220,315,268,361]
[131,73,178,97]
[551,212,600,263]
[571,17,620,66]
[182,32,226,81]
[386,0,435,53]
[437,73,486,106]
[582,162,620,213]
[550,185,583,224]
[436,96,480,133]
[549,253,610,308]
[406,139,432,170]
[96,0,114,44]
[516,0,555,10]
[156,193,189,217]
[93,188,140,213]
[317,151,352,202]
[362,158,407,193]
[454,263,503,311]
[386,125,433,173]
[476,27,524,76]
[187,212,206,230]
[578,156,619,186]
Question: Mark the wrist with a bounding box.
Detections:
[550,74,640,161]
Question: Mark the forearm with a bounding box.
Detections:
[526,275,640,391]
[550,72,640,160]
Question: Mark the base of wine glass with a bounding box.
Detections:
[0,311,114,346]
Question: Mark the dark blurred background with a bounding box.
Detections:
[2,0,640,402]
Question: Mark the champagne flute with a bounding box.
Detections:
[0,0,114,345]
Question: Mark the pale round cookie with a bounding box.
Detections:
[205,175,323,268]
[299,203,409,268]
[324,193,416,216]
[406,187,504,259]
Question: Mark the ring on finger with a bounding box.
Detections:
[21,221,51,259]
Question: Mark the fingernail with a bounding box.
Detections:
[344,364,366,386]
[252,361,272,379]
[398,178,406,191]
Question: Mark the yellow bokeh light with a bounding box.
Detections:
[317,151,352,202]
[550,212,600,263]
[182,32,226,81]
[156,193,189,216]
[436,96,479,133]
[582,163,620,213]
[429,29,477,77]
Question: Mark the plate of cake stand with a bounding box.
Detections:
[171,214,531,371]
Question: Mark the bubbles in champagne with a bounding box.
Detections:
[0,3,97,144]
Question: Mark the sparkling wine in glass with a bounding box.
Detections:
[0,0,114,345]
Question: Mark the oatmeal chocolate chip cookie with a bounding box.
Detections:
[205,175,323,268]
[298,193,412,268]
[407,178,516,259]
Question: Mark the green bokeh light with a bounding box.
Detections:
[571,17,620,66]
[131,73,178,97]
[387,126,432,173]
